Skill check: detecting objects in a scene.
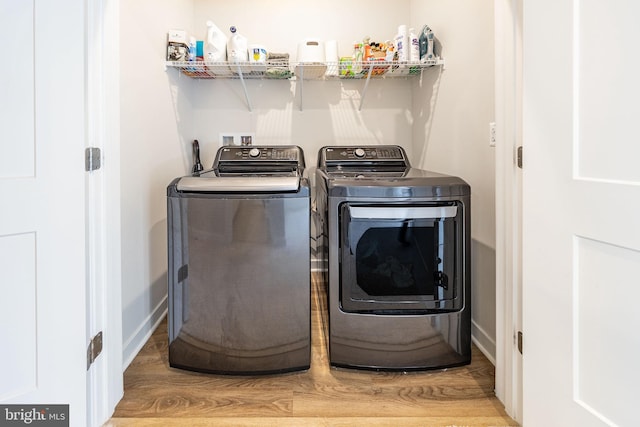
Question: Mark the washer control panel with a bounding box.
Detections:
[216,146,302,162]
[212,145,306,176]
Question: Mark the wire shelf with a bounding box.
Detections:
[165,59,442,80]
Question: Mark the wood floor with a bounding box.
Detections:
[106,274,517,427]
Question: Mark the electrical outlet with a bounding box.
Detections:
[489,122,496,147]
[219,132,256,146]
[241,133,255,146]
[219,133,236,146]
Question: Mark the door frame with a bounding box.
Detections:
[86,0,123,424]
[88,0,523,423]
[494,0,523,423]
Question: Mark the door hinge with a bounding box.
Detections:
[87,331,103,370]
[516,146,523,169]
[517,331,523,354]
[85,147,101,171]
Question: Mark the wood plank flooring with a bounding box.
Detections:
[106,274,518,426]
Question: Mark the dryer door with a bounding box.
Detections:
[339,202,464,314]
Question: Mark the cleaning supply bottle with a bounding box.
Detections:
[352,42,363,73]
[384,40,395,62]
[395,25,409,62]
[188,36,196,62]
[227,26,248,63]
[409,28,420,62]
[204,20,227,62]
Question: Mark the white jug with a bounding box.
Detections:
[204,20,227,62]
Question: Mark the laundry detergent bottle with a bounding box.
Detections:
[227,26,248,63]
[204,20,227,62]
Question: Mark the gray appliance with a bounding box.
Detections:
[315,145,471,370]
[167,145,311,375]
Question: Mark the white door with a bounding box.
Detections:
[0,0,88,425]
[523,1,640,426]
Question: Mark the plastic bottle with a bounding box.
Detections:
[395,25,409,62]
[227,26,248,63]
[185,36,197,71]
[353,42,363,73]
[204,20,227,62]
[384,40,395,62]
[188,37,196,62]
[325,40,339,76]
[409,28,420,63]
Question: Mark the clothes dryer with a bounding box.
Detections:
[315,145,471,370]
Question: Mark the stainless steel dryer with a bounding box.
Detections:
[315,145,471,370]
[167,145,310,375]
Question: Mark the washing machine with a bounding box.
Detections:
[314,145,471,370]
[167,145,311,375]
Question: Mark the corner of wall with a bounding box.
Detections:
[122,297,168,370]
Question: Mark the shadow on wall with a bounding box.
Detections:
[122,219,168,369]
[411,64,444,168]
[290,78,415,168]
[122,271,168,366]
[167,69,198,174]
[149,217,170,295]
[166,66,418,172]
[193,79,294,112]
[471,237,497,361]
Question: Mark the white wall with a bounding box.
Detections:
[119,0,195,366]
[119,0,497,368]
[410,0,497,359]
[190,0,415,169]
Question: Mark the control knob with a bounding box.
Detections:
[354,148,366,158]
[248,148,261,158]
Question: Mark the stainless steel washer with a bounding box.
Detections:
[167,145,310,374]
[315,145,471,370]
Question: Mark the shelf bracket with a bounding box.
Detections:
[236,64,253,112]
[358,65,375,111]
[298,68,304,111]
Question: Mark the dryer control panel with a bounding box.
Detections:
[322,146,405,162]
[319,145,410,172]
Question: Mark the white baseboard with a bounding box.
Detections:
[122,296,168,371]
[472,319,497,366]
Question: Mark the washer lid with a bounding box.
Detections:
[176,176,300,193]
